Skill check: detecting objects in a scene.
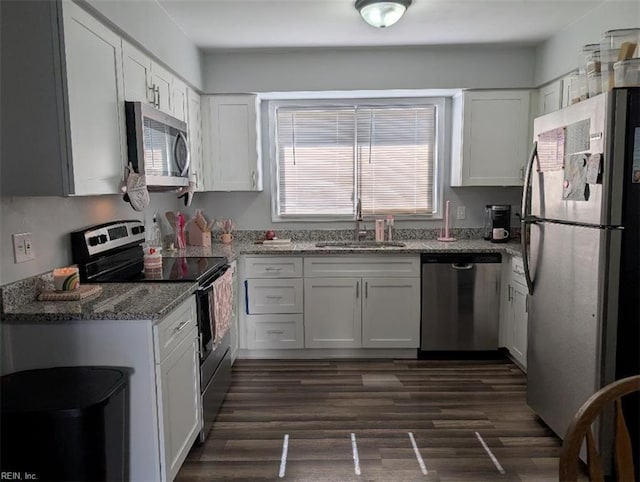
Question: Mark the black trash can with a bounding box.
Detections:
[1,366,131,482]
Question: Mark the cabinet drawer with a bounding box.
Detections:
[246,314,304,349]
[244,256,303,278]
[246,279,303,314]
[154,296,197,362]
[304,256,420,278]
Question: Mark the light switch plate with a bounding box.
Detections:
[456,206,466,220]
[13,232,35,263]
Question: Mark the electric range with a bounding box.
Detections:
[70,219,231,443]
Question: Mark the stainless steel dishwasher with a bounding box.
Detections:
[420,252,501,351]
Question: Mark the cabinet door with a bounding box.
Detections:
[304,278,361,348]
[537,81,562,116]
[498,255,513,348]
[451,90,530,187]
[62,1,125,195]
[157,329,201,482]
[122,40,153,103]
[151,62,173,115]
[362,277,420,348]
[172,78,188,122]
[510,282,528,370]
[187,88,204,191]
[204,94,262,191]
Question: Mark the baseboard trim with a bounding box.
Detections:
[237,348,417,359]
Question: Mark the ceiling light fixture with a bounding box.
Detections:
[355,0,412,28]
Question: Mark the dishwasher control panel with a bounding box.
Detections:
[421,253,502,264]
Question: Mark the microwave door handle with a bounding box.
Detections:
[174,131,190,176]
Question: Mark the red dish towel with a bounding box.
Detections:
[212,266,234,345]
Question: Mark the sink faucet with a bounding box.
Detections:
[355,199,367,241]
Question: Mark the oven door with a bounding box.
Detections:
[195,264,230,364]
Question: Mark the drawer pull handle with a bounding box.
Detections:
[265,295,283,300]
[173,320,190,334]
[266,330,284,335]
[264,267,282,272]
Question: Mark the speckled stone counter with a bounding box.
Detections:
[2,236,521,323]
[1,282,197,323]
[169,238,522,258]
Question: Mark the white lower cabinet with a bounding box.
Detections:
[242,256,304,349]
[154,297,201,482]
[1,295,201,482]
[304,277,362,348]
[499,255,529,370]
[304,256,421,349]
[246,314,304,349]
[241,255,420,351]
[361,277,421,348]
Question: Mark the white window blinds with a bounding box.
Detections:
[275,102,437,218]
[357,106,435,215]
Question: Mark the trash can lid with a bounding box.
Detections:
[1,366,131,416]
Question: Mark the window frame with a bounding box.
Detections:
[268,96,446,222]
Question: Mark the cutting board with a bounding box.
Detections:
[260,238,292,245]
[38,285,103,301]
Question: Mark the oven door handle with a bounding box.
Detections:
[197,265,229,291]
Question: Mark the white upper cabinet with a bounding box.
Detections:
[1,0,125,196]
[62,2,126,195]
[122,40,188,122]
[202,94,263,191]
[172,78,188,122]
[450,90,531,187]
[187,88,204,191]
[151,62,173,115]
[537,80,563,116]
[122,40,154,104]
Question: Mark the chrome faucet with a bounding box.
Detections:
[355,199,367,241]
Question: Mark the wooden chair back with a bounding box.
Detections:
[559,375,640,481]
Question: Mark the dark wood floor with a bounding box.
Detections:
[176,358,563,481]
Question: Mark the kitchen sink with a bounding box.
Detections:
[315,240,406,248]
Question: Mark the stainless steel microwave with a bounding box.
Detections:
[125,101,190,188]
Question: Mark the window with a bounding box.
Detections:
[270,98,442,220]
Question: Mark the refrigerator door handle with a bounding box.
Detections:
[521,141,537,295]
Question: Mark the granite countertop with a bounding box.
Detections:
[2,237,522,323]
[169,238,523,258]
[1,282,197,323]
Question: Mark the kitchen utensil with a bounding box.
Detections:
[195,210,207,231]
[175,212,186,249]
[165,211,176,229]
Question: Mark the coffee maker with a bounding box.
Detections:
[489,205,511,243]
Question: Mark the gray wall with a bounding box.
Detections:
[82,0,203,90]
[1,194,181,285]
[203,45,537,93]
[534,0,640,85]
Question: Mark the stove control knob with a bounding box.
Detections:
[88,236,100,246]
[132,226,145,235]
[98,234,108,244]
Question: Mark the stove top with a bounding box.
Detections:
[136,257,227,283]
[70,220,227,284]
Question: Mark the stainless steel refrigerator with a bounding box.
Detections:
[521,88,639,465]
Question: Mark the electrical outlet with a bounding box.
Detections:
[456,206,466,220]
[13,233,35,263]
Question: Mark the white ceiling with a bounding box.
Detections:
[158,0,606,50]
